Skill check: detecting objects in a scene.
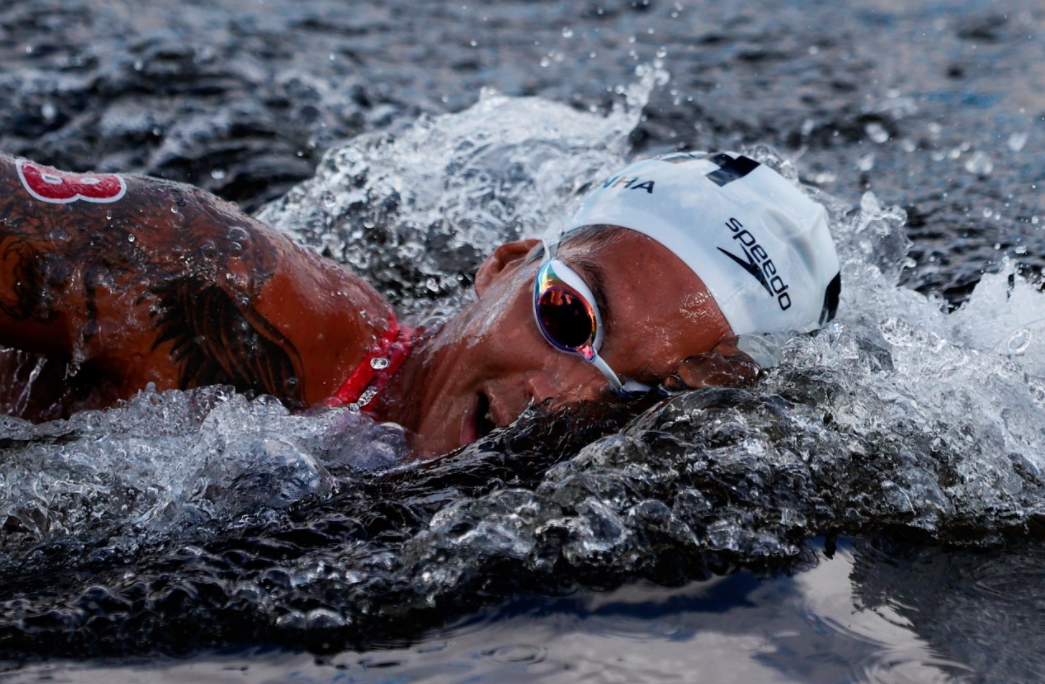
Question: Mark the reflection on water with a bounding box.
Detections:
[2,540,978,684]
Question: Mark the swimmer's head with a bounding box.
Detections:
[547,152,841,337]
[391,153,841,456]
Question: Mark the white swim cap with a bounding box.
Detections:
[551,152,841,336]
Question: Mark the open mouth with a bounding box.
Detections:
[475,392,497,439]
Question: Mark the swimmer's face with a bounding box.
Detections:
[402,228,735,457]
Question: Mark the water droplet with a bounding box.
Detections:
[211,169,227,180]
[370,357,390,370]
[856,152,875,171]
[127,234,135,243]
[1007,328,1032,355]
[865,122,889,144]
[357,387,379,407]
[1008,132,1028,152]
[965,151,994,176]
[171,205,179,214]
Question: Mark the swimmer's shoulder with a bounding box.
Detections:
[0,151,395,409]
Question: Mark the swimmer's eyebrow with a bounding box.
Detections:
[567,256,613,337]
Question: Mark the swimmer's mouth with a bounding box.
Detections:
[476,392,496,440]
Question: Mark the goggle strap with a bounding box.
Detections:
[589,353,623,391]
[621,379,652,393]
[542,238,559,261]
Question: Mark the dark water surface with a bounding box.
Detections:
[1,0,1044,682]
[3,0,1042,301]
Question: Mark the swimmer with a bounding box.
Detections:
[0,152,840,457]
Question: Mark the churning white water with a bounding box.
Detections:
[2,61,1044,574]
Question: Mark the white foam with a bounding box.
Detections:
[4,63,1045,552]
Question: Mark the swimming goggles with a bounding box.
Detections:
[533,248,649,394]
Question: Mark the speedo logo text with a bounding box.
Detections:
[718,217,791,311]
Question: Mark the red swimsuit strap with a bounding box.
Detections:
[325,316,414,413]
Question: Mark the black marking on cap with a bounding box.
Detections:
[820,272,842,324]
[705,154,760,187]
[718,245,772,295]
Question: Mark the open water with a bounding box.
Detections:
[1,0,1045,681]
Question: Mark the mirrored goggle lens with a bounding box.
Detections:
[536,286,596,352]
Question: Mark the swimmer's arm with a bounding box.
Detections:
[0,184,79,357]
[0,152,390,406]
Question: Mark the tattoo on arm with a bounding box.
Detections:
[0,160,306,405]
[150,276,304,404]
[0,237,46,322]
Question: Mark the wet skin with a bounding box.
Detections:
[0,153,752,457]
[0,153,393,412]
[377,231,745,457]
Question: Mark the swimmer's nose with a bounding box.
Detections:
[523,374,554,408]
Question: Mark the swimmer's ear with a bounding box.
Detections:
[474,239,541,297]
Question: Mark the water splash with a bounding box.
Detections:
[3,68,1045,654]
[0,387,407,553]
[257,63,669,313]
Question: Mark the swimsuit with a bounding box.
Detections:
[325,317,414,413]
